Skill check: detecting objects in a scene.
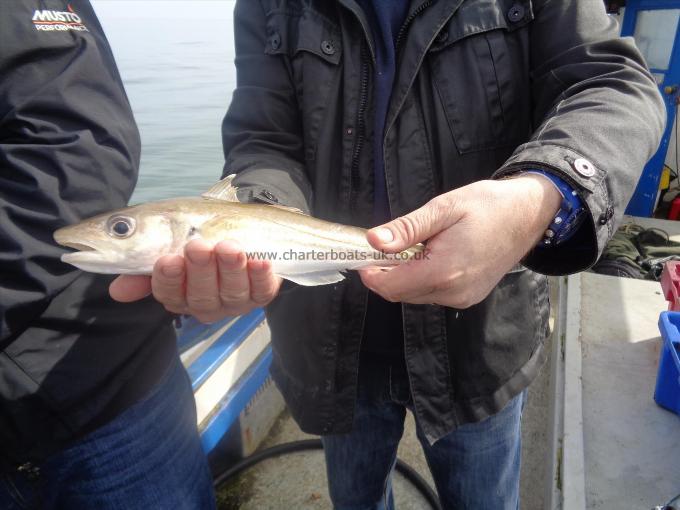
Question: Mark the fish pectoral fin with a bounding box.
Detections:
[280,270,345,286]
[202,174,240,202]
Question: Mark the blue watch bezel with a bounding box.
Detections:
[524,170,585,247]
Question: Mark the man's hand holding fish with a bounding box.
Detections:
[360,174,562,308]
[110,239,282,323]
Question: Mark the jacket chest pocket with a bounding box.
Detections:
[264,7,342,160]
[429,0,533,153]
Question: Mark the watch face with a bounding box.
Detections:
[556,208,586,245]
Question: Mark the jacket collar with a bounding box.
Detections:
[336,0,449,62]
[336,0,376,63]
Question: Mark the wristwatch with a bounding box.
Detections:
[523,169,586,247]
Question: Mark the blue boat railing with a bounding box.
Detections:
[177,309,277,454]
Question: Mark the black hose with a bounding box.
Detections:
[663,490,680,509]
[213,438,442,510]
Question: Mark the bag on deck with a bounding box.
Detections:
[591,223,680,281]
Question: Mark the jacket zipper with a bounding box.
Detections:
[391,0,460,435]
[337,0,377,64]
[383,0,433,221]
[347,0,435,218]
[349,42,370,213]
[395,0,434,51]
[385,0,458,216]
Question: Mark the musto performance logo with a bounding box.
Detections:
[32,5,88,32]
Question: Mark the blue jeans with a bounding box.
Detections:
[322,360,524,510]
[0,355,216,510]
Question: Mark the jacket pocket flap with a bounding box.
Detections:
[264,8,342,65]
[431,0,533,51]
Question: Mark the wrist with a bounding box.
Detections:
[503,173,562,215]
[497,174,563,243]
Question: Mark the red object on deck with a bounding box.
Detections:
[661,261,680,311]
[669,197,680,221]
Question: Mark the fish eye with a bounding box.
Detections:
[107,216,136,239]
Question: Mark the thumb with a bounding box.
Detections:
[367,196,458,252]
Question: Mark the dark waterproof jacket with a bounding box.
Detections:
[0,1,175,468]
[223,0,665,443]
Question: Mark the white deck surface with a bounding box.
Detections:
[561,217,680,509]
[580,273,679,508]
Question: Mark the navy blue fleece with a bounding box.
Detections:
[358,1,410,358]
[356,0,410,224]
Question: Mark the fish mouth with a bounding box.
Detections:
[53,235,100,254]
[53,226,98,252]
[55,239,122,273]
[53,229,109,266]
[58,241,96,252]
[58,243,105,264]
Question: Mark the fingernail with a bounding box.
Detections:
[374,228,394,243]
[187,249,211,266]
[162,264,183,278]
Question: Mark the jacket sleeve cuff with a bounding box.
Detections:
[493,143,615,275]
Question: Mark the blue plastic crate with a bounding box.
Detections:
[655,312,680,416]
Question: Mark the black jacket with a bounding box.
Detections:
[223,0,665,443]
[0,1,175,468]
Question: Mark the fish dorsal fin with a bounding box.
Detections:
[202,174,240,202]
[202,175,307,215]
